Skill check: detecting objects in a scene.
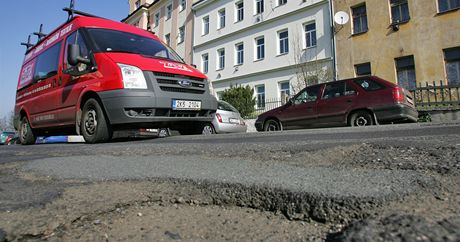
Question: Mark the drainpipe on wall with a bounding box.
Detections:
[329,0,338,81]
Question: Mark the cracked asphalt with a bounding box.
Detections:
[0,122,459,241]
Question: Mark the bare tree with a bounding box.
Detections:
[0,111,15,131]
[290,33,332,94]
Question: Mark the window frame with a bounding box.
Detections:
[351,4,368,35]
[444,47,460,85]
[278,30,289,55]
[165,33,171,46]
[395,55,417,90]
[179,0,186,12]
[218,8,226,29]
[235,42,244,65]
[166,4,172,20]
[304,22,317,49]
[389,0,410,24]
[202,16,210,35]
[278,0,287,7]
[256,85,266,109]
[255,36,265,61]
[202,53,209,74]
[178,26,185,44]
[255,0,264,15]
[437,0,460,13]
[355,62,372,76]
[217,48,225,70]
[154,12,160,27]
[235,1,244,22]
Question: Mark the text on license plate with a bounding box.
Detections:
[172,100,202,110]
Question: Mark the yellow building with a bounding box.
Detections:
[333,0,460,90]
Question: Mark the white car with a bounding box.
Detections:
[202,100,247,134]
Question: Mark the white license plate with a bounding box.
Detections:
[172,100,201,110]
[229,118,240,124]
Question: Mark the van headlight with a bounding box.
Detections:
[118,63,148,89]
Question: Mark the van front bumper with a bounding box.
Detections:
[98,89,217,128]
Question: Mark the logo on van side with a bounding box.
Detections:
[160,61,193,73]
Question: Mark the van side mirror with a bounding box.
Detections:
[68,44,91,66]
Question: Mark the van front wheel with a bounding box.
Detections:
[81,98,112,143]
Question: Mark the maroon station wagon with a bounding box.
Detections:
[255,76,418,131]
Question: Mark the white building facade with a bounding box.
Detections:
[192,0,333,110]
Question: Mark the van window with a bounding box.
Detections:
[33,42,62,81]
[87,28,184,63]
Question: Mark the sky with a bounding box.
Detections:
[0,0,129,118]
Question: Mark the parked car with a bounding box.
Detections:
[0,131,16,145]
[255,76,418,131]
[202,100,247,134]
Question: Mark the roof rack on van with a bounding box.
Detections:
[63,8,103,21]
[20,35,34,50]
[33,24,47,41]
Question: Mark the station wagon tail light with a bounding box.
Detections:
[216,113,223,123]
[393,86,405,103]
[117,64,148,89]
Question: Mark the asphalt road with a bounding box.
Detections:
[1,122,459,241]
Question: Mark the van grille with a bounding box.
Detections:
[153,72,206,94]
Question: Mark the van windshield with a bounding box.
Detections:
[87,28,184,63]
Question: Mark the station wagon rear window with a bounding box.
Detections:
[87,28,184,63]
[354,79,385,91]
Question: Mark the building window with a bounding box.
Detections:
[135,0,140,9]
[395,55,416,90]
[278,30,289,55]
[444,47,460,85]
[178,26,185,44]
[179,0,186,12]
[236,1,244,22]
[278,0,287,6]
[390,0,410,24]
[166,4,172,20]
[279,81,290,102]
[236,43,244,65]
[165,33,171,46]
[352,4,368,34]
[202,16,209,35]
[256,0,264,14]
[218,9,226,29]
[255,37,265,60]
[256,85,265,108]
[438,0,460,12]
[217,48,225,70]
[154,12,160,27]
[202,54,209,74]
[304,22,317,48]
[355,62,371,76]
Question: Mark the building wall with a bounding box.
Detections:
[193,0,333,102]
[333,0,460,86]
[125,0,197,64]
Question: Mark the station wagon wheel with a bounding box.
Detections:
[81,98,112,143]
[202,123,215,135]
[350,111,374,127]
[264,119,282,132]
[19,116,36,145]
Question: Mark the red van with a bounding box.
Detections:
[255,76,418,131]
[14,12,216,144]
